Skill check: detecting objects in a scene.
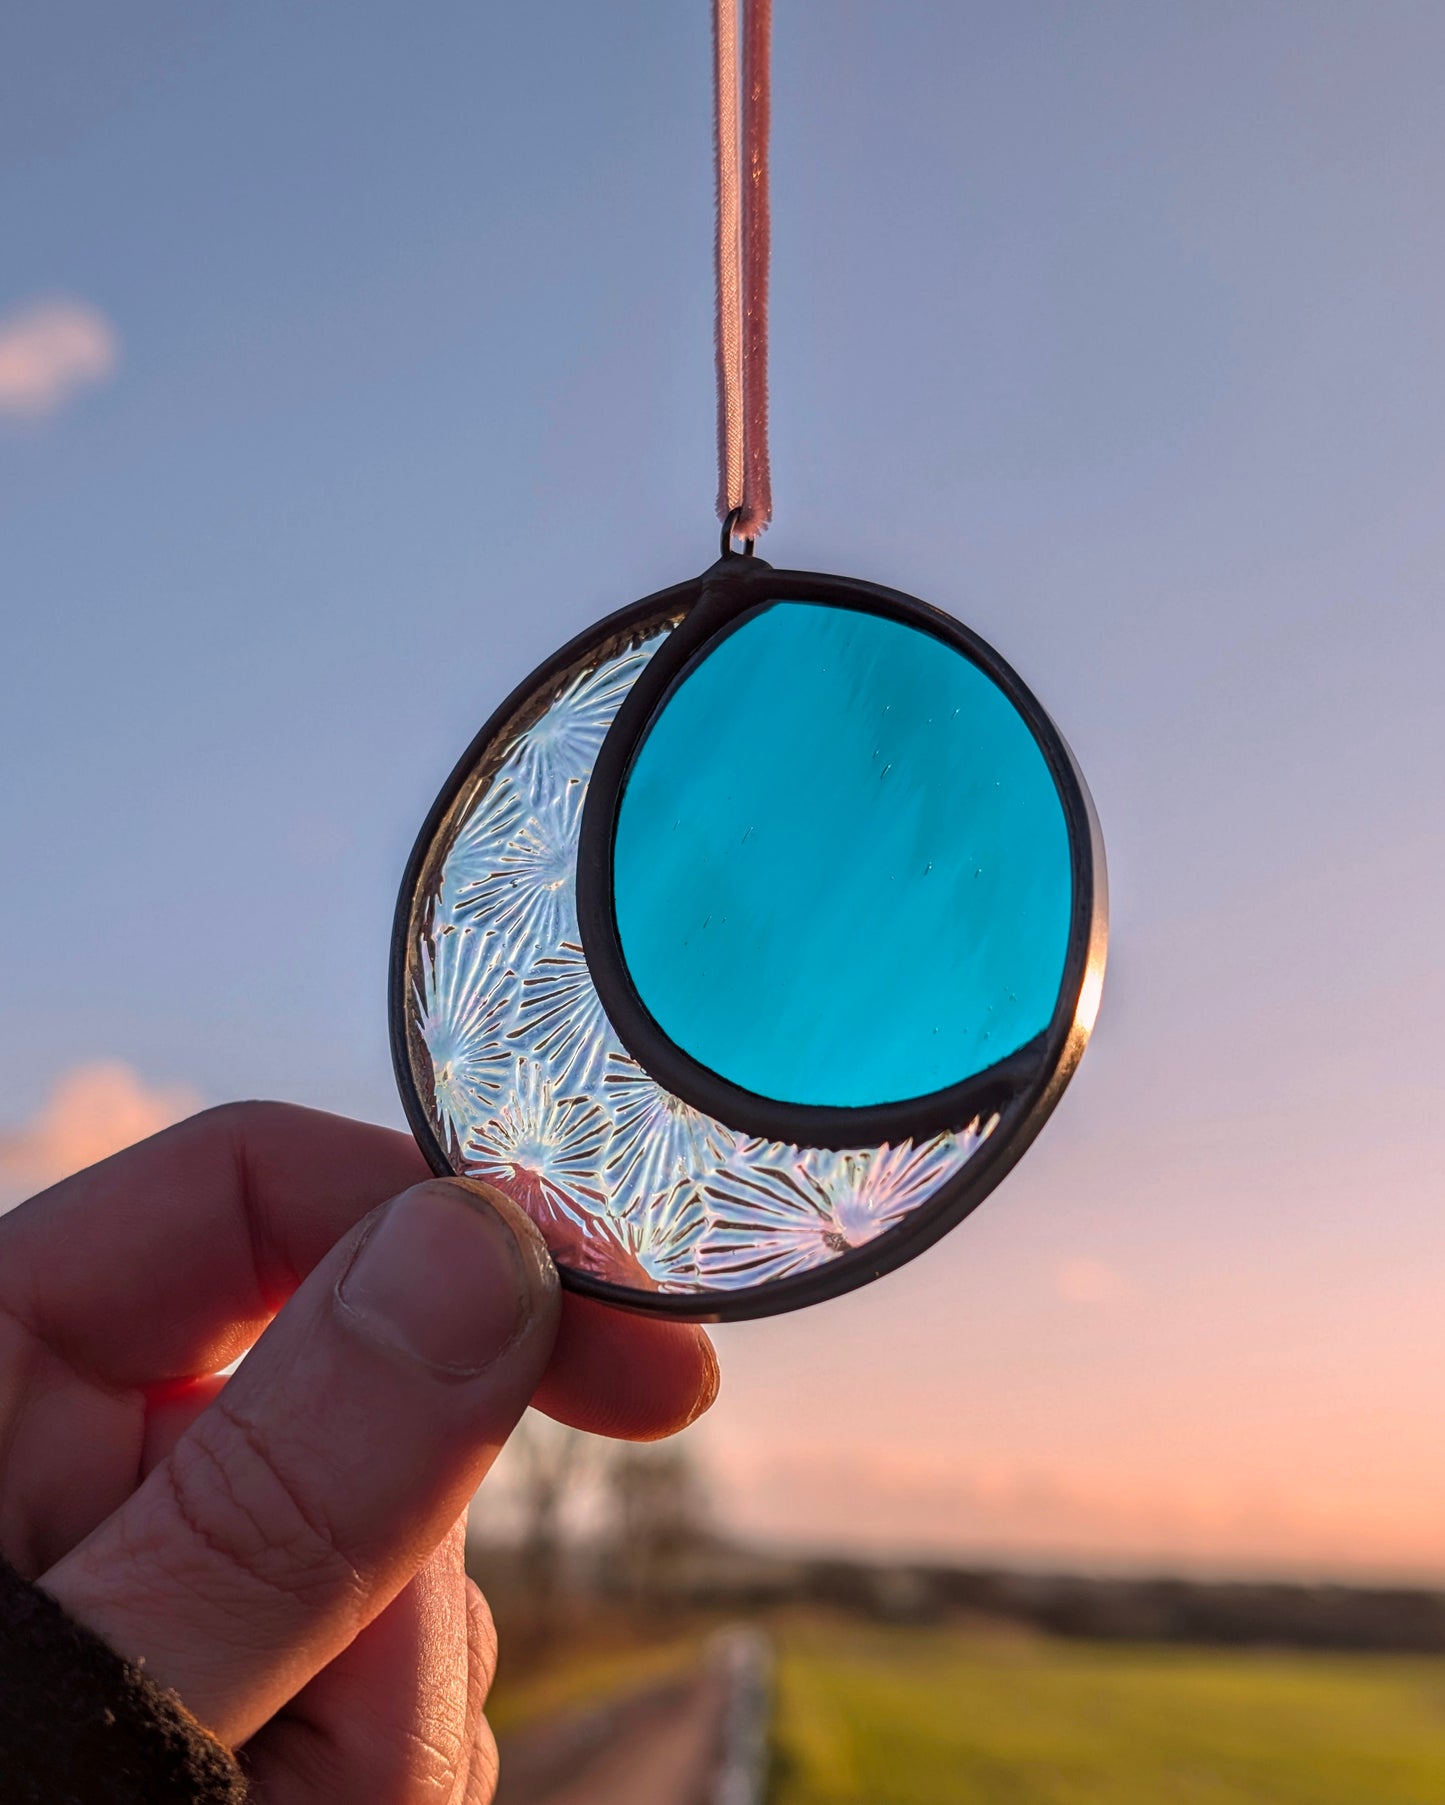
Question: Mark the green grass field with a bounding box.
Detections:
[769,1619,1445,1805]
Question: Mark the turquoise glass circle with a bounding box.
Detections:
[612,601,1074,1109]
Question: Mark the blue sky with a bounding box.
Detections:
[3,2,1444,1572]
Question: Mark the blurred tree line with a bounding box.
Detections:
[473,1418,1445,1666]
[475,1414,716,1662]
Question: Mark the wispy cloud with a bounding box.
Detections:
[0,297,120,418]
[0,1062,201,1211]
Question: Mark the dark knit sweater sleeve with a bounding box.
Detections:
[0,1557,247,1804]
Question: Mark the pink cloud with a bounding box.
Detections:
[0,297,120,418]
[0,1062,201,1210]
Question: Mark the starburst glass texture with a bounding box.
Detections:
[401,607,1000,1299]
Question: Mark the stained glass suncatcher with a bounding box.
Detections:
[391,556,1106,1320]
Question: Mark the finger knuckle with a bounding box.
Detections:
[189,1098,298,1141]
[465,1582,499,1696]
[158,1393,361,1614]
[465,1716,500,1805]
[394,1726,470,1804]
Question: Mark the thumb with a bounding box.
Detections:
[41,1178,559,1746]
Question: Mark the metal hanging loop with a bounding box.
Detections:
[720,505,757,559]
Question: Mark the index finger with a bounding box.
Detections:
[0,1101,716,1438]
[0,1102,427,1382]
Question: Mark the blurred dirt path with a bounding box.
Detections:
[496,1666,726,1805]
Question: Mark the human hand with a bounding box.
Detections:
[0,1102,717,1801]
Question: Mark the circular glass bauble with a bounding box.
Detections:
[391,559,1105,1321]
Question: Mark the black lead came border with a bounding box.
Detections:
[390,553,1108,1323]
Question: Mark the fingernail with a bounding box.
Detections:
[337,1181,542,1374]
